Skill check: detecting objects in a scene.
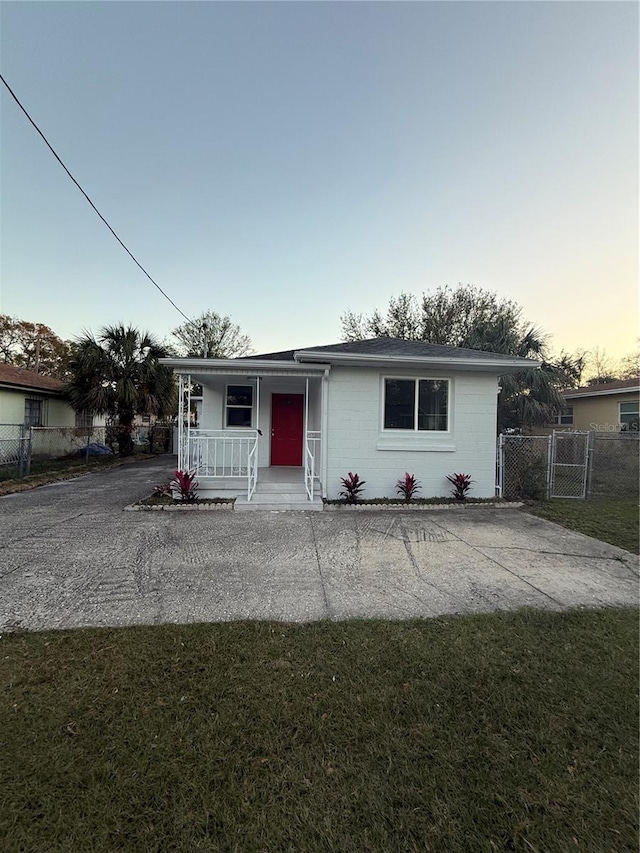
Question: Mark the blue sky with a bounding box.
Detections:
[1,1,637,359]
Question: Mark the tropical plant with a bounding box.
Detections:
[65,324,176,455]
[446,472,474,501]
[396,472,421,501]
[170,470,199,502]
[152,483,173,498]
[340,285,574,431]
[339,472,366,503]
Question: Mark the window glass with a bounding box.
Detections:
[226,385,253,427]
[620,401,639,431]
[384,379,415,429]
[418,380,448,431]
[24,398,43,427]
[227,386,253,407]
[558,406,574,425]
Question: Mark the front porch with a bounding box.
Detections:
[175,360,329,507]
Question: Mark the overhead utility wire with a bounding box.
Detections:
[0,73,198,329]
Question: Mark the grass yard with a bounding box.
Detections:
[527,497,639,554]
[2,609,638,852]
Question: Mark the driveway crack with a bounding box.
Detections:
[308,515,333,618]
[427,516,564,607]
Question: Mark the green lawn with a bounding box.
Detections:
[2,609,637,852]
[526,498,639,554]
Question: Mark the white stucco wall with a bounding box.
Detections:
[324,366,499,499]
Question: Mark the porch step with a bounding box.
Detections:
[252,482,321,495]
[234,494,324,512]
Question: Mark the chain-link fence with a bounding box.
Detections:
[1,422,175,480]
[0,424,31,478]
[498,430,639,501]
[589,432,639,499]
[498,435,550,500]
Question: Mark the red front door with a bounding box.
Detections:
[271,394,304,466]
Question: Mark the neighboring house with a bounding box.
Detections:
[0,363,75,427]
[161,338,539,509]
[546,379,640,434]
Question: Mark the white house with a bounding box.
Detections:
[161,338,539,510]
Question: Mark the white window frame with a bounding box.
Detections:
[382,376,450,434]
[225,383,254,429]
[24,396,46,427]
[557,406,574,425]
[619,400,639,431]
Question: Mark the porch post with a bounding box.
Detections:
[321,368,329,499]
[177,374,184,470]
[304,378,309,443]
[186,374,192,471]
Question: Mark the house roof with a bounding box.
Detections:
[562,378,640,399]
[0,363,65,394]
[161,337,540,376]
[243,337,539,368]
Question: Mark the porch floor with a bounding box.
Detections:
[258,466,304,484]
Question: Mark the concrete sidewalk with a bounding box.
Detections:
[0,457,637,631]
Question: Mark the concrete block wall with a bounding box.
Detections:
[325,366,499,499]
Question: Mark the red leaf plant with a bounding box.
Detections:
[170,469,199,503]
[446,472,474,501]
[339,472,366,503]
[396,472,421,502]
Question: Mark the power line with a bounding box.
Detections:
[0,72,198,330]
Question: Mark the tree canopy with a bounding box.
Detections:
[65,324,175,455]
[341,285,580,431]
[171,311,253,359]
[0,314,71,379]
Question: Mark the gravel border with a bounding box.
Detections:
[124,501,235,512]
[323,501,523,511]
[123,500,523,512]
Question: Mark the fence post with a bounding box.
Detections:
[496,434,504,498]
[25,426,32,476]
[546,434,553,499]
[585,430,594,500]
[18,424,25,478]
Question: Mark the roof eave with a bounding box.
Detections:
[160,357,330,373]
[293,350,541,371]
[563,385,640,399]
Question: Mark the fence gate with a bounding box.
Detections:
[549,431,590,499]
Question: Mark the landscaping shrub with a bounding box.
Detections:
[446,472,474,501]
[170,470,199,502]
[339,472,366,503]
[396,472,421,501]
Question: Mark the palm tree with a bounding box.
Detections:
[65,324,176,455]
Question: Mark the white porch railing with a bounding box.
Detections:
[184,430,259,497]
[304,430,321,501]
[247,440,258,501]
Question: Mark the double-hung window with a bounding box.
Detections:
[619,400,639,431]
[226,385,253,427]
[24,397,44,427]
[384,378,449,432]
[557,406,574,425]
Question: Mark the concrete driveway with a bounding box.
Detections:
[0,457,637,631]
